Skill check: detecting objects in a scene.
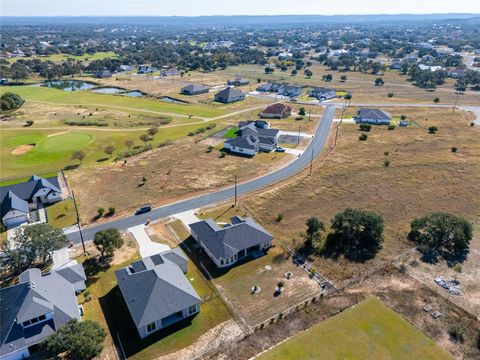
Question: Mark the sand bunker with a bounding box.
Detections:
[47,130,70,137]
[11,144,35,155]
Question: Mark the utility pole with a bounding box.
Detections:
[234,175,238,207]
[71,190,86,254]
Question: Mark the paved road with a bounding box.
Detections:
[67,104,337,243]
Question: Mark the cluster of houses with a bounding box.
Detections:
[1,177,274,357]
[256,82,303,98]
[0,175,64,229]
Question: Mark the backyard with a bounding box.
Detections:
[258,296,453,360]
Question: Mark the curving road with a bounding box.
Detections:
[67,104,337,243]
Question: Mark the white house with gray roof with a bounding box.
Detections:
[0,267,85,360]
[0,175,64,228]
[115,248,201,339]
[190,216,273,268]
[224,121,279,156]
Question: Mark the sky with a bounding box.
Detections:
[1,0,479,17]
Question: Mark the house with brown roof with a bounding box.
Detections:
[259,103,292,119]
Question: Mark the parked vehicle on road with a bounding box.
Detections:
[135,205,152,215]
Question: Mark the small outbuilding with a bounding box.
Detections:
[181,84,209,95]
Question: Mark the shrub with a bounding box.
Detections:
[298,107,306,116]
[433,97,440,103]
[276,213,284,222]
[400,115,407,120]
[387,93,394,98]
[25,120,34,126]
[277,281,285,288]
[187,131,195,136]
[97,207,104,216]
[388,125,395,130]
[107,207,116,216]
[206,123,216,130]
[158,140,172,147]
[359,124,371,132]
[219,151,227,158]
[428,126,438,134]
[65,120,108,127]
[359,133,368,141]
[158,117,172,125]
[384,151,389,156]
[470,122,475,127]
[448,324,465,343]
[114,144,152,160]
[383,160,390,167]
[451,147,458,153]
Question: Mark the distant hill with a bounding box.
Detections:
[2,14,480,26]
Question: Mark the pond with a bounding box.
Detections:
[159,96,189,104]
[121,91,143,97]
[40,80,95,91]
[91,87,124,94]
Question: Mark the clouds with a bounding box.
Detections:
[1,0,478,16]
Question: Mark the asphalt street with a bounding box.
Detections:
[67,104,337,243]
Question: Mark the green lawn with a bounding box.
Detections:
[0,85,225,118]
[0,121,223,178]
[0,171,58,186]
[259,296,453,360]
[223,127,239,139]
[7,51,118,64]
[46,199,77,229]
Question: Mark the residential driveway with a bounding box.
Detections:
[51,247,77,270]
[278,130,314,138]
[172,210,201,230]
[129,225,170,258]
[284,148,304,156]
[333,118,355,124]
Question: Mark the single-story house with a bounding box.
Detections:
[137,65,157,74]
[0,175,64,228]
[227,77,249,86]
[214,87,245,103]
[278,85,303,98]
[120,65,134,72]
[95,69,112,78]
[180,84,209,95]
[259,103,292,119]
[115,249,201,339]
[256,82,283,93]
[190,216,273,268]
[448,68,466,79]
[0,267,85,360]
[161,68,181,77]
[310,87,337,101]
[390,62,402,70]
[224,121,279,155]
[354,108,392,125]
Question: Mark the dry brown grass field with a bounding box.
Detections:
[236,107,479,282]
[219,63,480,105]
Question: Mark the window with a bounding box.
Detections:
[146,322,156,333]
[220,259,224,265]
[38,315,46,321]
[188,305,197,315]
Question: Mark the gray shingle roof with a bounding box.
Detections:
[225,135,259,150]
[55,264,87,285]
[0,268,81,357]
[115,249,200,328]
[215,87,244,100]
[1,191,29,218]
[0,175,61,217]
[181,84,209,93]
[356,108,391,120]
[190,216,273,259]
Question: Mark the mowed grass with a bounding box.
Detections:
[45,199,77,229]
[259,296,453,360]
[0,85,225,118]
[0,120,223,178]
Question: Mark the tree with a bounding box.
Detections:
[93,228,123,258]
[1,92,24,112]
[428,126,438,134]
[304,69,313,78]
[375,77,384,86]
[408,212,472,263]
[291,69,297,76]
[147,126,159,137]
[304,217,325,249]
[139,134,151,144]
[325,208,384,261]
[298,107,306,116]
[124,139,134,149]
[97,207,105,217]
[10,62,31,81]
[1,224,68,274]
[433,97,440,103]
[340,75,347,82]
[323,74,333,82]
[103,145,115,157]
[71,150,86,164]
[44,319,106,360]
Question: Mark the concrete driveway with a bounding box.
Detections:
[172,209,201,230]
[129,225,170,258]
[284,148,304,156]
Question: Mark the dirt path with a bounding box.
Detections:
[156,319,244,360]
